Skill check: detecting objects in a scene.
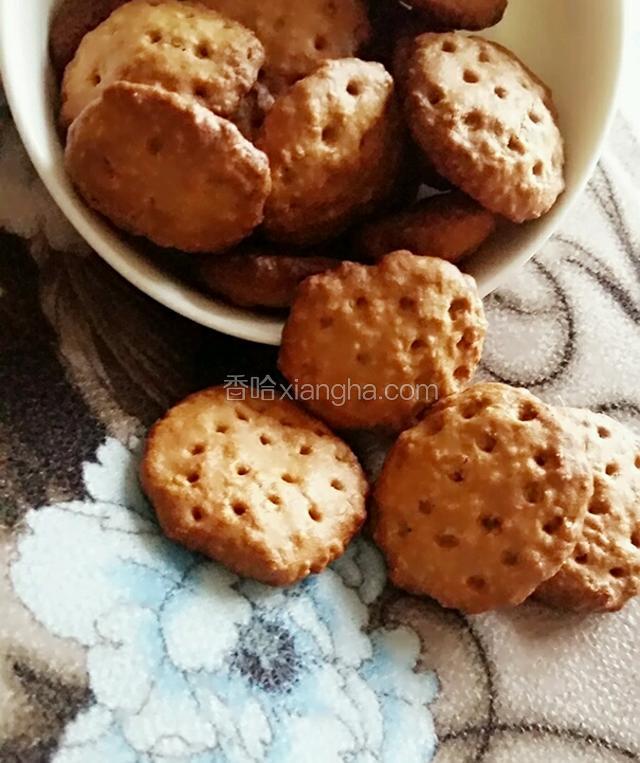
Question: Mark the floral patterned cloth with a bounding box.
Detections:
[1,10,640,762]
[11,438,437,763]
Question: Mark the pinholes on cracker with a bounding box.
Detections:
[199,250,339,309]
[196,0,371,92]
[61,0,264,127]
[357,191,497,262]
[536,409,640,613]
[258,58,403,245]
[374,384,593,613]
[141,388,368,586]
[278,250,487,431]
[65,82,271,253]
[408,0,508,31]
[403,33,565,222]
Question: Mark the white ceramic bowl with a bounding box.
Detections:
[0,0,625,345]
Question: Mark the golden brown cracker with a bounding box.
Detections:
[278,250,487,431]
[199,249,339,308]
[65,82,271,253]
[409,0,508,31]
[61,0,264,126]
[258,58,404,244]
[141,387,368,585]
[403,33,565,222]
[374,384,593,613]
[198,0,371,92]
[357,191,497,262]
[536,409,640,612]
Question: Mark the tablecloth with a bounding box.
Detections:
[1,9,639,763]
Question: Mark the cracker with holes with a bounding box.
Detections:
[60,0,264,127]
[374,383,593,613]
[199,249,339,308]
[258,58,403,244]
[356,191,497,262]
[197,0,371,92]
[536,409,640,612]
[278,250,487,431]
[403,33,565,222]
[65,82,271,252]
[408,0,508,31]
[50,0,126,77]
[141,387,368,586]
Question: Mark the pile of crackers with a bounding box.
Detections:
[54,0,564,311]
[51,0,640,615]
[141,249,640,616]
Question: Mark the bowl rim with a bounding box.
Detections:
[0,0,627,346]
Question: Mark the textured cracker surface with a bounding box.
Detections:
[141,387,368,585]
[374,383,593,613]
[258,58,403,244]
[195,0,371,91]
[536,409,640,612]
[357,190,497,262]
[61,0,264,125]
[404,33,565,222]
[279,251,487,430]
[65,82,271,253]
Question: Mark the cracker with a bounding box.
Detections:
[199,249,339,309]
[61,0,264,126]
[278,250,487,431]
[258,58,404,244]
[374,384,593,613]
[403,33,565,222]
[65,82,271,253]
[141,387,368,585]
[536,409,640,612]
[198,0,371,92]
[357,191,497,262]
[408,0,508,31]
[50,0,126,77]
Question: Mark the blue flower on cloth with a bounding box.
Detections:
[11,439,437,763]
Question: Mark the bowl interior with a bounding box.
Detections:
[0,0,625,345]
